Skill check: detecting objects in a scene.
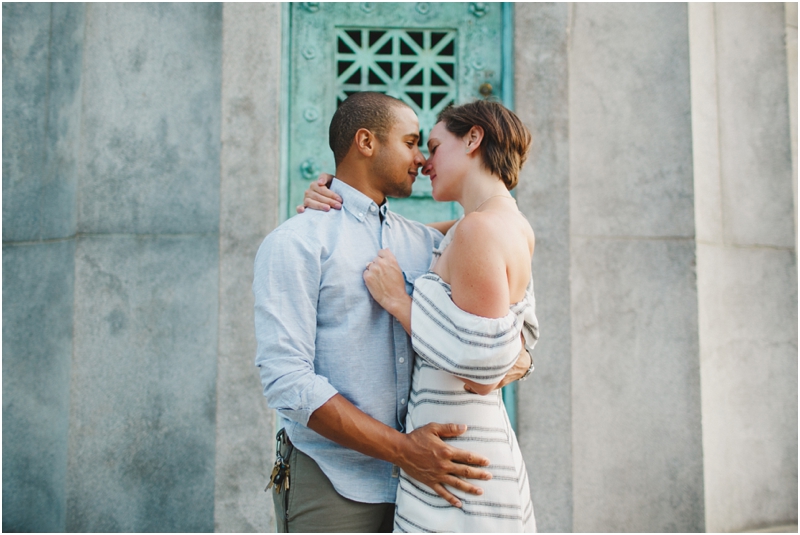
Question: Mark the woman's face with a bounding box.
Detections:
[422,121,470,202]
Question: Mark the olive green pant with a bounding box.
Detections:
[272,446,395,533]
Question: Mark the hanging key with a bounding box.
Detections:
[265,429,294,493]
[265,463,281,492]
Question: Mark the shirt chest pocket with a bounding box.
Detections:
[317,254,374,327]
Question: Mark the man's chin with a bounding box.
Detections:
[387,184,414,199]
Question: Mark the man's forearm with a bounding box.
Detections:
[426,219,458,235]
[306,392,493,508]
[306,393,406,465]
[463,338,532,393]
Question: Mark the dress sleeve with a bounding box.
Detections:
[513,278,540,356]
[410,274,531,385]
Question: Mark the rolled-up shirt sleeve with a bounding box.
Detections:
[253,228,338,426]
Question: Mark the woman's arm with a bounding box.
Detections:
[426,219,458,235]
[298,174,457,233]
[296,174,341,213]
[363,244,530,395]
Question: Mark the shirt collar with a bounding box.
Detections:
[330,178,386,223]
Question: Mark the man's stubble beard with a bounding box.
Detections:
[372,145,414,199]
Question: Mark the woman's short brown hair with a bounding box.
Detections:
[437,100,532,190]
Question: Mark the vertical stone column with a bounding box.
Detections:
[569,4,705,531]
[691,3,798,532]
[216,3,282,532]
[66,4,222,531]
[787,2,798,257]
[513,4,573,532]
[2,3,84,531]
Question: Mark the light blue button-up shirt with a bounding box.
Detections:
[254,179,443,504]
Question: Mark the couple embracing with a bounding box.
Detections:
[254,92,539,532]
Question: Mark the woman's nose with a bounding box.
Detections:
[421,161,432,176]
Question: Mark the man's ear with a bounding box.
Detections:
[354,128,376,157]
[465,125,484,155]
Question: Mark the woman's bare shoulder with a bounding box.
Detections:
[453,209,534,257]
[444,213,510,317]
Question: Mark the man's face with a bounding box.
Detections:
[371,105,426,199]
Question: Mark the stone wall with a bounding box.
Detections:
[513,4,573,532]
[216,3,281,531]
[568,4,705,531]
[514,3,796,533]
[2,3,796,533]
[3,3,225,531]
[690,3,798,532]
[3,4,82,531]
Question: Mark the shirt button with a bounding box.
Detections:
[358,212,364,218]
[370,205,377,212]
[399,357,405,364]
[401,398,406,405]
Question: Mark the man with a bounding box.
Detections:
[254,92,532,532]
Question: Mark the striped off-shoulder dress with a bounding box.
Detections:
[394,223,539,533]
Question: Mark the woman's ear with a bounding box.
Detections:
[354,128,376,157]
[464,125,484,154]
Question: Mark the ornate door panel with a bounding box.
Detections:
[287,2,507,223]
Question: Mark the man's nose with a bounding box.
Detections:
[421,159,432,176]
[414,147,427,170]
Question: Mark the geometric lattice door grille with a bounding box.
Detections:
[288,2,507,223]
[336,28,457,146]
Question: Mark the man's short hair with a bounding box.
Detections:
[329,92,411,166]
[437,100,532,191]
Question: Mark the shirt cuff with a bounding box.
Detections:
[278,376,339,427]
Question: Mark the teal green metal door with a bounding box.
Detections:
[284,2,519,429]
[286,2,509,223]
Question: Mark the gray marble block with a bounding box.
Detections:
[2,240,75,532]
[67,235,219,532]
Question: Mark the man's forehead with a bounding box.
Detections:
[392,105,420,131]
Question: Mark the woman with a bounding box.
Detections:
[305,101,538,532]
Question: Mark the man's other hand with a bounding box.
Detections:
[496,340,532,390]
[296,173,342,213]
[398,422,492,508]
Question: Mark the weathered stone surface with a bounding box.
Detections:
[513,3,572,532]
[692,4,799,532]
[216,4,283,530]
[569,3,694,239]
[2,240,75,532]
[77,3,222,235]
[67,235,219,532]
[698,244,798,533]
[786,2,798,255]
[42,3,84,240]
[715,3,794,248]
[569,4,704,532]
[571,238,704,532]
[689,2,724,245]
[3,3,51,242]
[3,3,84,243]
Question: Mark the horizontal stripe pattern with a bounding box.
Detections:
[395,221,537,532]
[410,273,539,385]
[394,273,537,532]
